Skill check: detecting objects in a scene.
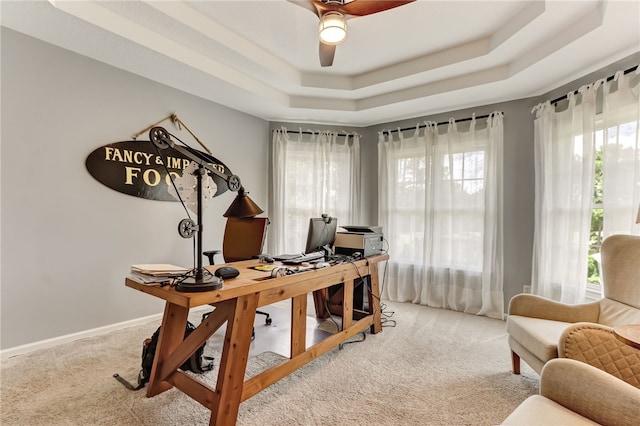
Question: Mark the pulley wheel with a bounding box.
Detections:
[178,218,196,239]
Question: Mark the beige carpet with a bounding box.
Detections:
[1,301,538,425]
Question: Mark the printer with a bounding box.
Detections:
[334,225,384,258]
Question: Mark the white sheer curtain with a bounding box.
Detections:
[532,66,640,303]
[602,70,640,237]
[269,128,360,255]
[378,113,504,319]
[532,85,598,303]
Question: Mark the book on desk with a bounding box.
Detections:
[129,264,190,285]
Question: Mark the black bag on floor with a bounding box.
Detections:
[114,321,214,390]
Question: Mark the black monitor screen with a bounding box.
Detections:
[305,216,337,254]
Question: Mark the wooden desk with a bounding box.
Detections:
[125,254,388,425]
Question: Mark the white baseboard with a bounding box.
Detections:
[1,306,211,361]
[0,312,161,361]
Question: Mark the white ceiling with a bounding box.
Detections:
[2,0,639,126]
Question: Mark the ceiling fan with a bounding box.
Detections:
[289,0,416,67]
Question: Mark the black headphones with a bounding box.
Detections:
[321,213,332,224]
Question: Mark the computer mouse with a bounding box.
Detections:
[262,255,274,263]
[314,262,330,269]
[214,266,240,279]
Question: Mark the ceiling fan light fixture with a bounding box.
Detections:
[319,11,346,45]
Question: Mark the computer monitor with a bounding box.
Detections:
[305,215,337,255]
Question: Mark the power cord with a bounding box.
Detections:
[319,281,367,350]
[319,256,390,348]
[380,302,396,328]
[166,268,216,288]
[378,255,396,327]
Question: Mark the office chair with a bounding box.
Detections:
[203,217,272,336]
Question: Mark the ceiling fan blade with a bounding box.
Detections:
[287,0,322,16]
[339,0,416,16]
[319,42,336,67]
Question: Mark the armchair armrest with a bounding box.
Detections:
[508,294,599,323]
[540,358,640,426]
[559,322,640,388]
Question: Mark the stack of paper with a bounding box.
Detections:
[129,264,191,285]
[130,264,191,276]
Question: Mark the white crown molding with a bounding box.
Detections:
[46,0,610,114]
[0,0,632,126]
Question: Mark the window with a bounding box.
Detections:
[283,140,356,250]
[383,129,491,272]
[270,130,360,255]
[445,151,485,194]
[389,149,427,263]
[377,113,504,318]
[587,118,639,291]
[587,129,605,287]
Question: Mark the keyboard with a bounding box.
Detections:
[272,253,304,261]
[280,251,325,264]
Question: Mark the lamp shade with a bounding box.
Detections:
[223,188,264,218]
[319,12,346,45]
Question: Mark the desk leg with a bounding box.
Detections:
[342,279,354,330]
[147,302,189,397]
[210,293,259,426]
[369,262,382,334]
[290,294,307,357]
[312,289,330,319]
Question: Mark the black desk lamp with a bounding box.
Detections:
[149,127,263,292]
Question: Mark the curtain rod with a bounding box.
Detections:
[274,129,358,137]
[382,112,499,134]
[550,65,638,105]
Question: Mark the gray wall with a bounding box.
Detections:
[2,25,637,350]
[1,28,269,349]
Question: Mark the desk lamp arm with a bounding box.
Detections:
[149,126,242,192]
[148,126,244,292]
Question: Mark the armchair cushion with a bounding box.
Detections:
[502,358,640,426]
[506,316,570,365]
[601,234,640,309]
[597,298,640,325]
[501,395,599,426]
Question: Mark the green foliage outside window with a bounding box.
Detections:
[588,149,603,285]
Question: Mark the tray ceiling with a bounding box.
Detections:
[2,0,639,126]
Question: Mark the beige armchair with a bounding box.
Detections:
[501,358,640,426]
[559,322,640,388]
[506,234,640,374]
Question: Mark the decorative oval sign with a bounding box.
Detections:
[85,141,233,201]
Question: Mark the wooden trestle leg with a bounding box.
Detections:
[210,293,259,425]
